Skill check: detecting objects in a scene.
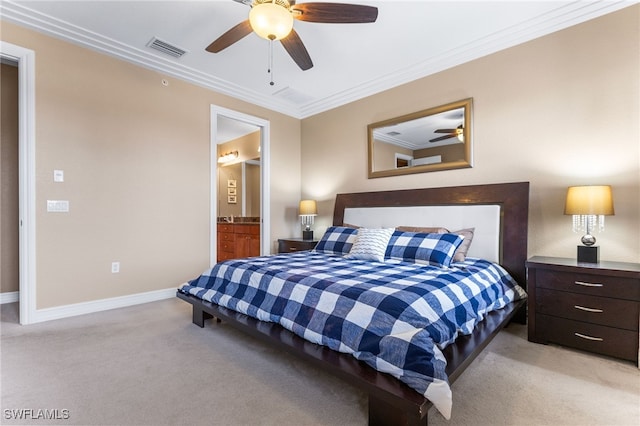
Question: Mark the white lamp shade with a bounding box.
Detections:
[249,2,293,40]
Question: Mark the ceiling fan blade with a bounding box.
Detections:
[429,134,456,143]
[434,129,456,134]
[206,20,253,53]
[292,3,378,23]
[281,29,313,70]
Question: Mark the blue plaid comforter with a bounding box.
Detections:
[179,251,525,419]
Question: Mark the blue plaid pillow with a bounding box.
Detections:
[385,231,464,268]
[314,226,358,255]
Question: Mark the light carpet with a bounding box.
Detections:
[1,298,638,425]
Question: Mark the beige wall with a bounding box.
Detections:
[372,139,412,171]
[1,22,302,309]
[414,143,465,164]
[1,63,20,294]
[301,6,640,263]
[218,163,243,218]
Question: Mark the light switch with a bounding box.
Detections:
[47,200,69,212]
[53,170,64,182]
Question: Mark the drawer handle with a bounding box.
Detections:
[574,332,604,342]
[289,248,298,251]
[574,280,603,287]
[574,305,603,313]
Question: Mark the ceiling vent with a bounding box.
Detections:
[272,86,315,104]
[146,37,187,58]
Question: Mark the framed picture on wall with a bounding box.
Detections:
[228,195,237,204]
[227,179,237,188]
[227,187,236,195]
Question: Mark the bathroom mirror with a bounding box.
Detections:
[216,116,261,221]
[368,98,473,178]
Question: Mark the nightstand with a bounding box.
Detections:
[526,256,640,365]
[277,238,318,253]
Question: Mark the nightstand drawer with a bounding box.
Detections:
[536,288,639,330]
[278,238,318,253]
[537,314,639,362]
[537,269,639,300]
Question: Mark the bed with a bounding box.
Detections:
[177,181,529,425]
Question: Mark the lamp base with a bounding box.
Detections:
[302,230,314,241]
[577,245,599,263]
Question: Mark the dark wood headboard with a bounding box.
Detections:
[332,182,530,288]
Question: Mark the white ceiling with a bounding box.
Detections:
[373,106,466,149]
[1,1,635,119]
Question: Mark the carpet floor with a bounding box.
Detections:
[1,298,638,425]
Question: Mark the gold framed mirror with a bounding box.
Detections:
[367,98,473,178]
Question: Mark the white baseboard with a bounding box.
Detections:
[0,291,19,304]
[29,287,177,324]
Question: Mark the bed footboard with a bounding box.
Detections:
[176,290,524,426]
[369,394,427,425]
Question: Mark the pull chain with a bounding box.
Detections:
[268,37,275,86]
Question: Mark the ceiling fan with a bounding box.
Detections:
[430,125,464,143]
[206,0,378,71]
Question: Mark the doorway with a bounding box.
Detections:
[1,60,19,305]
[210,106,270,266]
[0,42,36,325]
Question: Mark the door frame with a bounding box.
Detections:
[1,41,37,325]
[210,105,270,266]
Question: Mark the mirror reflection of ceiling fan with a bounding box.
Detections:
[206,0,378,72]
[430,125,464,143]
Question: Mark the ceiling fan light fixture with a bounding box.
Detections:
[249,0,293,41]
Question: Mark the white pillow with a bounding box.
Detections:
[346,227,395,262]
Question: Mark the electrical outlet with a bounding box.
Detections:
[111,262,120,273]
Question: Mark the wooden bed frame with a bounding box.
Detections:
[177,181,529,425]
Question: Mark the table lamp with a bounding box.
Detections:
[564,185,614,263]
[299,200,317,240]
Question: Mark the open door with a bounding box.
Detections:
[210,106,270,266]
